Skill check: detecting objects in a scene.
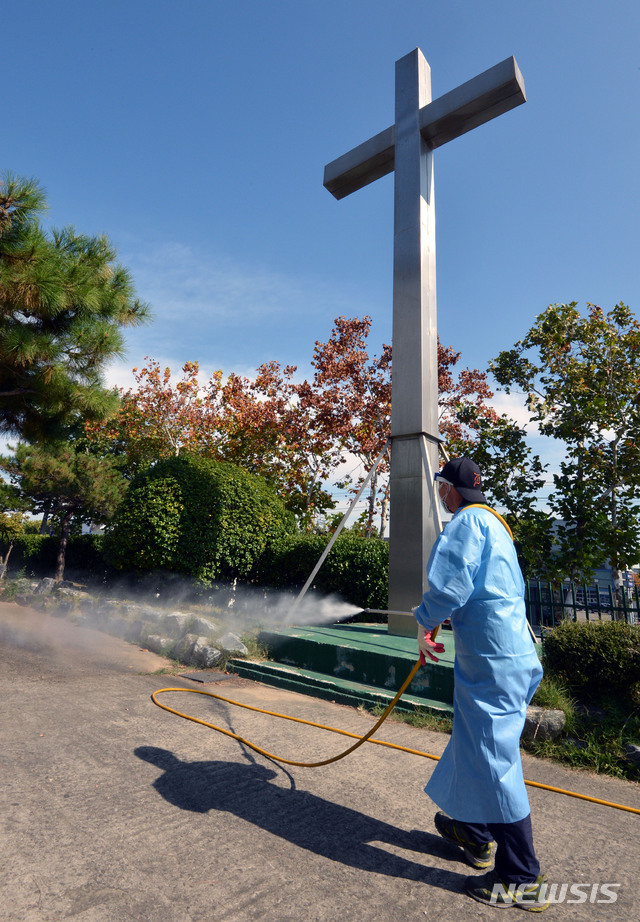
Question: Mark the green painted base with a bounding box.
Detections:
[227,658,453,715]
[228,622,455,713]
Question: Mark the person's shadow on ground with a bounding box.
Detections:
[135,745,467,892]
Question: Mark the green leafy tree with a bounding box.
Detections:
[2,440,126,580]
[0,510,25,580]
[491,302,640,584]
[452,406,552,579]
[0,471,32,579]
[0,172,149,441]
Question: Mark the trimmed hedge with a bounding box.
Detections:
[1,499,390,614]
[2,534,107,579]
[542,620,640,701]
[255,533,389,611]
[103,454,296,584]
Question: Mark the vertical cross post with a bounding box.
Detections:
[324,50,525,635]
[387,50,440,634]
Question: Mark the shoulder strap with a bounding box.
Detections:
[463,503,514,541]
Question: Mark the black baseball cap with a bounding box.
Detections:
[435,457,486,504]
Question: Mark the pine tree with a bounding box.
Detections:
[2,439,126,581]
[0,172,150,441]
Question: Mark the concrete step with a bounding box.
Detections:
[231,622,455,710]
[227,657,453,715]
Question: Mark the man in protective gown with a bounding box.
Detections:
[414,457,549,911]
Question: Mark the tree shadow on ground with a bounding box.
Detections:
[135,745,467,893]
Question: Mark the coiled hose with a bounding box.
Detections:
[151,657,639,816]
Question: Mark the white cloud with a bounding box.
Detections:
[127,243,308,323]
[103,361,139,392]
[111,238,380,384]
[488,390,539,434]
[0,435,16,456]
[123,241,371,331]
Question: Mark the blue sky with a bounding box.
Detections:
[4,1,640,504]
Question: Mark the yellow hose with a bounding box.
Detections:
[151,659,640,816]
[152,658,424,768]
[465,504,514,540]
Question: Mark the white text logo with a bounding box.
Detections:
[490,882,621,905]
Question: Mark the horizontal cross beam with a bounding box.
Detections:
[324,56,525,200]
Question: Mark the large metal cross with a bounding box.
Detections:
[324,49,526,635]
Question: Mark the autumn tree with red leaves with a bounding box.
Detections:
[309,317,391,536]
[88,317,521,536]
[310,316,501,536]
[217,360,340,522]
[85,359,225,478]
[437,340,498,445]
[87,358,341,524]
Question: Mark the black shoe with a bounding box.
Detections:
[434,812,494,869]
[465,869,550,911]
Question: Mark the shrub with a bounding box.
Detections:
[65,535,109,578]
[255,533,389,611]
[103,454,295,584]
[1,533,109,580]
[542,620,640,701]
[2,534,57,576]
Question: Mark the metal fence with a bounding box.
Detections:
[525,580,640,628]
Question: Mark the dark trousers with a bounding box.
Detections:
[460,814,540,884]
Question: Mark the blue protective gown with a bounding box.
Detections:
[415,505,542,824]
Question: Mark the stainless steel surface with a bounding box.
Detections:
[420,433,443,534]
[324,56,524,200]
[418,56,525,149]
[387,49,439,627]
[323,125,395,200]
[323,49,526,632]
[387,610,422,637]
[363,609,415,616]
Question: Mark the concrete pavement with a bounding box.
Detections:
[1,601,639,921]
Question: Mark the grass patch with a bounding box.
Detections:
[239,631,270,661]
[531,675,578,734]
[364,702,453,734]
[0,575,32,600]
[521,693,640,781]
[364,676,639,782]
[145,661,185,676]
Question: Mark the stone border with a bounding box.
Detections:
[2,576,570,743]
[1,577,248,670]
